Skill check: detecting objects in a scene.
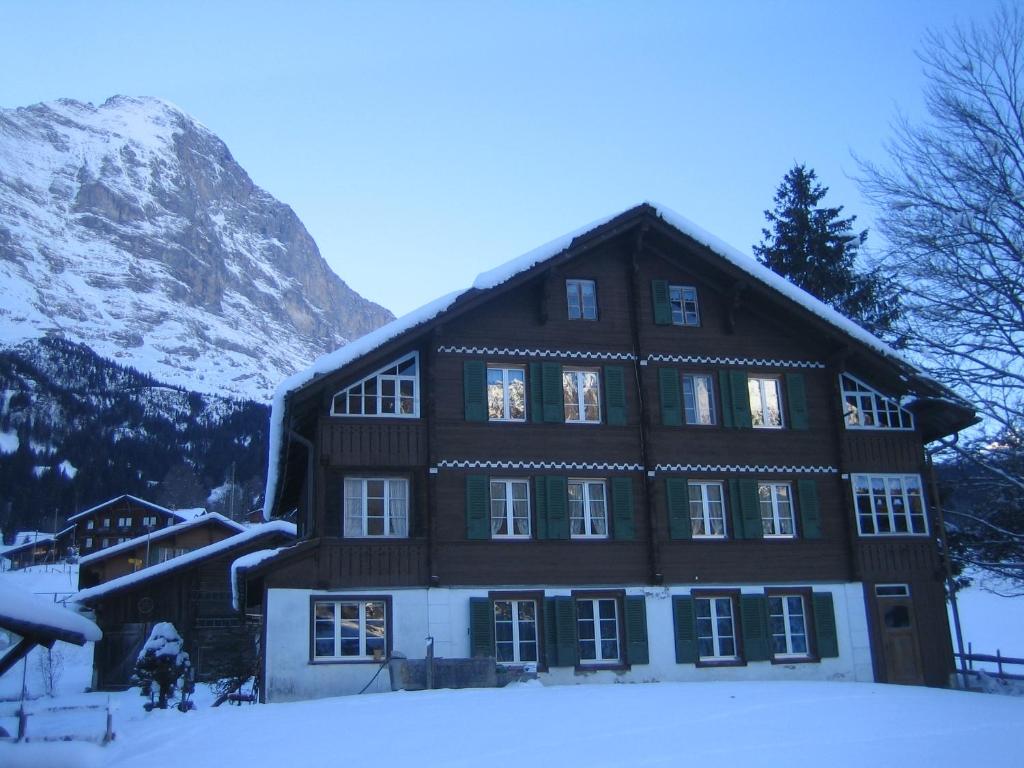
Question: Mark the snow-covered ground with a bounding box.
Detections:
[2,565,1022,766]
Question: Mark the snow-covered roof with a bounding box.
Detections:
[229,546,294,610]
[261,202,962,520]
[68,494,201,523]
[73,521,296,604]
[0,580,102,644]
[78,512,244,566]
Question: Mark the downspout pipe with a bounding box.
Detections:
[288,428,316,539]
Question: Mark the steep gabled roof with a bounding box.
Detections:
[263,202,975,519]
[73,521,297,604]
[67,494,200,523]
[77,512,245,566]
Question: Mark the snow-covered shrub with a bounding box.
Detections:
[132,622,193,711]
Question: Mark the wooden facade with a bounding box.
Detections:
[250,205,975,696]
[65,495,196,558]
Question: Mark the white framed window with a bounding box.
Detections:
[86,520,94,530]
[748,377,783,428]
[768,594,810,658]
[100,538,109,547]
[669,285,700,326]
[313,599,387,660]
[683,373,716,425]
[688,481,726,538]
[102,518,111,529]
[490,479,531,538]
[487,366,526,421]
[759,482,795,537]
[563,368,601,423]
[84,537,93,548]
[344,478,409,538]
[117,516,132,528]
[840,374,914,430]
[875,584,910,597]
[852,474,928,536]
[568,479,608,538]
[331,352,419,418]
[576,598,620,664]
[695,596,738,661]
[141,515,157,528]
[566,279,598,320]
[494,599,539,663]
[158,547,189,563]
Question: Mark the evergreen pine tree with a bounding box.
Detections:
[754,164,901,339]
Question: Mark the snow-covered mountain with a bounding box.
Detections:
[0,96,392,401]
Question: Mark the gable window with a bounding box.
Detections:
[117,517,132,528]
[142,516,157,528]
[490,479,531,538]
[344,478,409,538]
[577,597,620,665]
[840,374,914,430]
[689,481,726,538]
[759,482,795,537]
[487,366,526,421]
[852,474,927,536]
[748,376,783,428]
[563,368,601,423]
[569,479,608,538]
[566,279,597,320]
[768,594,809,658]
[494,599,539,663]
[331,352,419,418]
[313,598,387,661]
[695,595,738,662]
[683,373,716,425]
[670,285,700,326]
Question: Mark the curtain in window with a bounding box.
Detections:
[344,478,363,537]
[388,480,409,536]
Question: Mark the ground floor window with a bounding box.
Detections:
[494,599,538,663]
[576,597,619,664]
[312,598,388,660]
[768,594,809,658]
[695,596,737,661]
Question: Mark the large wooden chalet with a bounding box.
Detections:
[241,203,976,702]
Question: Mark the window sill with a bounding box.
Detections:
[695,657,746,668]
[763,534,797,540]
[770,655,818,665]
[856,532,930,538]
[575,662,626,673]
[309,657,383,665]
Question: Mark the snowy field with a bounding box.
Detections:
[2,564,1023,767]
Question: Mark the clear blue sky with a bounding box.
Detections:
[0,1,1005,317]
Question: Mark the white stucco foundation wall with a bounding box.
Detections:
[263,582,873,702]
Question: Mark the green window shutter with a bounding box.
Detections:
[465,475,491,540]
[554,596,578,666]
[624,595,650,665]
[468,597,494,658]
[463,361,487,422]
[786,373,809,430]
[666,477,691,540]
[730,370,753,428]
[718,369,734,428]
[798,479,822,539]
[740,594,770,662]
[545,476,569,539]
[813,592,839,659]
[728,479,745,539]
[659,368,682,426]
[543,598,559,667]
[739,479,762,539]
[652,280,672,325]
[534,476,549,540]
[604,365,627,426]
[542,363,564,423]
[611,477,635,540]
[672,595,698,664]
[529,363,544,423]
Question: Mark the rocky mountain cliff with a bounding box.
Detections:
[0,96,393,401]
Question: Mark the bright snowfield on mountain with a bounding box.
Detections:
[1,568,1023,768]
[0,96,392,401]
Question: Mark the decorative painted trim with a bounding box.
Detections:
[435,459,644,472]
[646,354,826,369]
[654,463,838,475]
[438,346,636,361]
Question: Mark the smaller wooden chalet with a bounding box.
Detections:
[74,522,295,690]
[65,495,205,557]
[1,531,56,570]
[77,513,244,589]
[0,582,101,676]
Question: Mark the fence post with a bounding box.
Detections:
[16,707,27,742]
[103,696,114,744]
[997,649,1004,678]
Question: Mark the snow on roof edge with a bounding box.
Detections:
[78,512,244,566]
[73,521,296,603]
[230,546,292,610]
[0,581,102,643]
[68,494,187,523]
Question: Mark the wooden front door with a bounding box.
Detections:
[875,589,924,685]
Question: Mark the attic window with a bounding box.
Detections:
[840,374,913,431]
[331,352,420,418]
